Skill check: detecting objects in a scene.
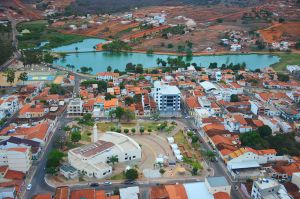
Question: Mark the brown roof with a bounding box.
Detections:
[150,186,169,199]
[73,140,114,157]
[165,185,188,199]
[32,194,52,199]
[4,170,25,180]
[214,192,231,199]
[70,189,101,199]
[54,186,69,199]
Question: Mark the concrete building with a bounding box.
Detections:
[151,81,181,113]
[119,186,139,199]
[0,95,20,120]
[292,172,300,189]
[68,129,141,179]
[0,147,32,172]
[205,176,231,195]
[59,164,78,179]
[251,178,280,199]
[67,98,83,115]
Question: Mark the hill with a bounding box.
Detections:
[64,0,263,15]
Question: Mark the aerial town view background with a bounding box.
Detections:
[0,0,300,199]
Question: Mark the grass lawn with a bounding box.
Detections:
[109,172,126,180]
[121,123,137,128]
[271,52,300,71]
[174,130,192,151]
[97,122,117,132]
[81,131,91,142]
[17,20,90,49]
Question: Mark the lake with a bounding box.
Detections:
[52,39,280,74]
[52,38,106,53]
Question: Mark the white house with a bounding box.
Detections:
[96,72,119,82]
[258,115,280,133]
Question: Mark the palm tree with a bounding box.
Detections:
[18,72,28,85]
[88,67,93,74]
[108,155,118,170]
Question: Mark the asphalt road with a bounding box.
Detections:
[23,111,72,199]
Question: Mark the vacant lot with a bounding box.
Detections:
[259,22,300,43]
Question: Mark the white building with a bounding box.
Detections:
[251,179,280,199]
[151,81,181,113]
[96,72,119,82]
[205,176,231,195]
[0,147,32,172]
[120,186,139,199]
[292,172,300,189]
[0,95,20,120]
[67,98,83,115]
[68,129,141,179]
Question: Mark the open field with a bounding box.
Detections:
[17,20,89,49]
[259,22,300,43]
[271,52,300,71]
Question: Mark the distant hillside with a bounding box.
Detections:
[65,0,262,15]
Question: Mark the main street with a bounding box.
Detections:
[178,115,244,199]
[23,110,73,199]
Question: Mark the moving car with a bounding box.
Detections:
[104,181,112,186]
[27,184,32,190]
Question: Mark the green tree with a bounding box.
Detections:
[107,66,112,72]
[49,84,65,95]
[125,97,134,106]
[46,149,64,174]
[108,155,119,169]
[159,168,165,175]
[167,43,173,48]
[146,49,154,54]
[4,69,15,85]
[204,150,216,161]
[124,129,129,134]
[240,132,269,150]
[131,128,136,133]
[114,107,125,122]
[71,131,81,143]
[125,168,138,180]
[124,109,136,122]
[258,125,272,138]
[277,73,289,82]
[230,94,239,102]
[18,72,28,85]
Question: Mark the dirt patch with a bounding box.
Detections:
[259,22,300,43]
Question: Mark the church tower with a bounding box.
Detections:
[92,123,98,142]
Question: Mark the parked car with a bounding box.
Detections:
[123,180,136,185]
[27,184,32,190]
[90,183,99,187]
[104,181,112,186]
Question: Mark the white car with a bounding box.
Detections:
[26,184,32,190]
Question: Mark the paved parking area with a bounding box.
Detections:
[130,134,175,170]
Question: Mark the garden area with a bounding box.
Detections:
[97,120,177,135]
[174,130,203,175]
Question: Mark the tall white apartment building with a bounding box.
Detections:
[67,98,83,115]
[251,178,280,199]
[0,95,20,120]
[151,81,181,113]
[0,147,32,172]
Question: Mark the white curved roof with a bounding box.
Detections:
[200,81,217,91]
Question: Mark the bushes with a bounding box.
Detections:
[131,128,136,133]
[124,129,129,134]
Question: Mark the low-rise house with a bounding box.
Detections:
[224,114,252,133]
[59,164,78,179]
[119,186,139,199]
[96,72,119,82]
[18,104,48,119]
[205,176,231,195]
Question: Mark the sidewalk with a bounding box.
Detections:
[44,174,206,188]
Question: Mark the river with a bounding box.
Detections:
[52,39,280,74]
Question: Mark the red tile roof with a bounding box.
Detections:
[214,192,231,199]
[4,170,25,180]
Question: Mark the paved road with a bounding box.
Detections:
[23,111,73,199]
[178,114,244,199]
[0,11,22,71]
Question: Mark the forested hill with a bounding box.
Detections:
[64,0,262,15]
